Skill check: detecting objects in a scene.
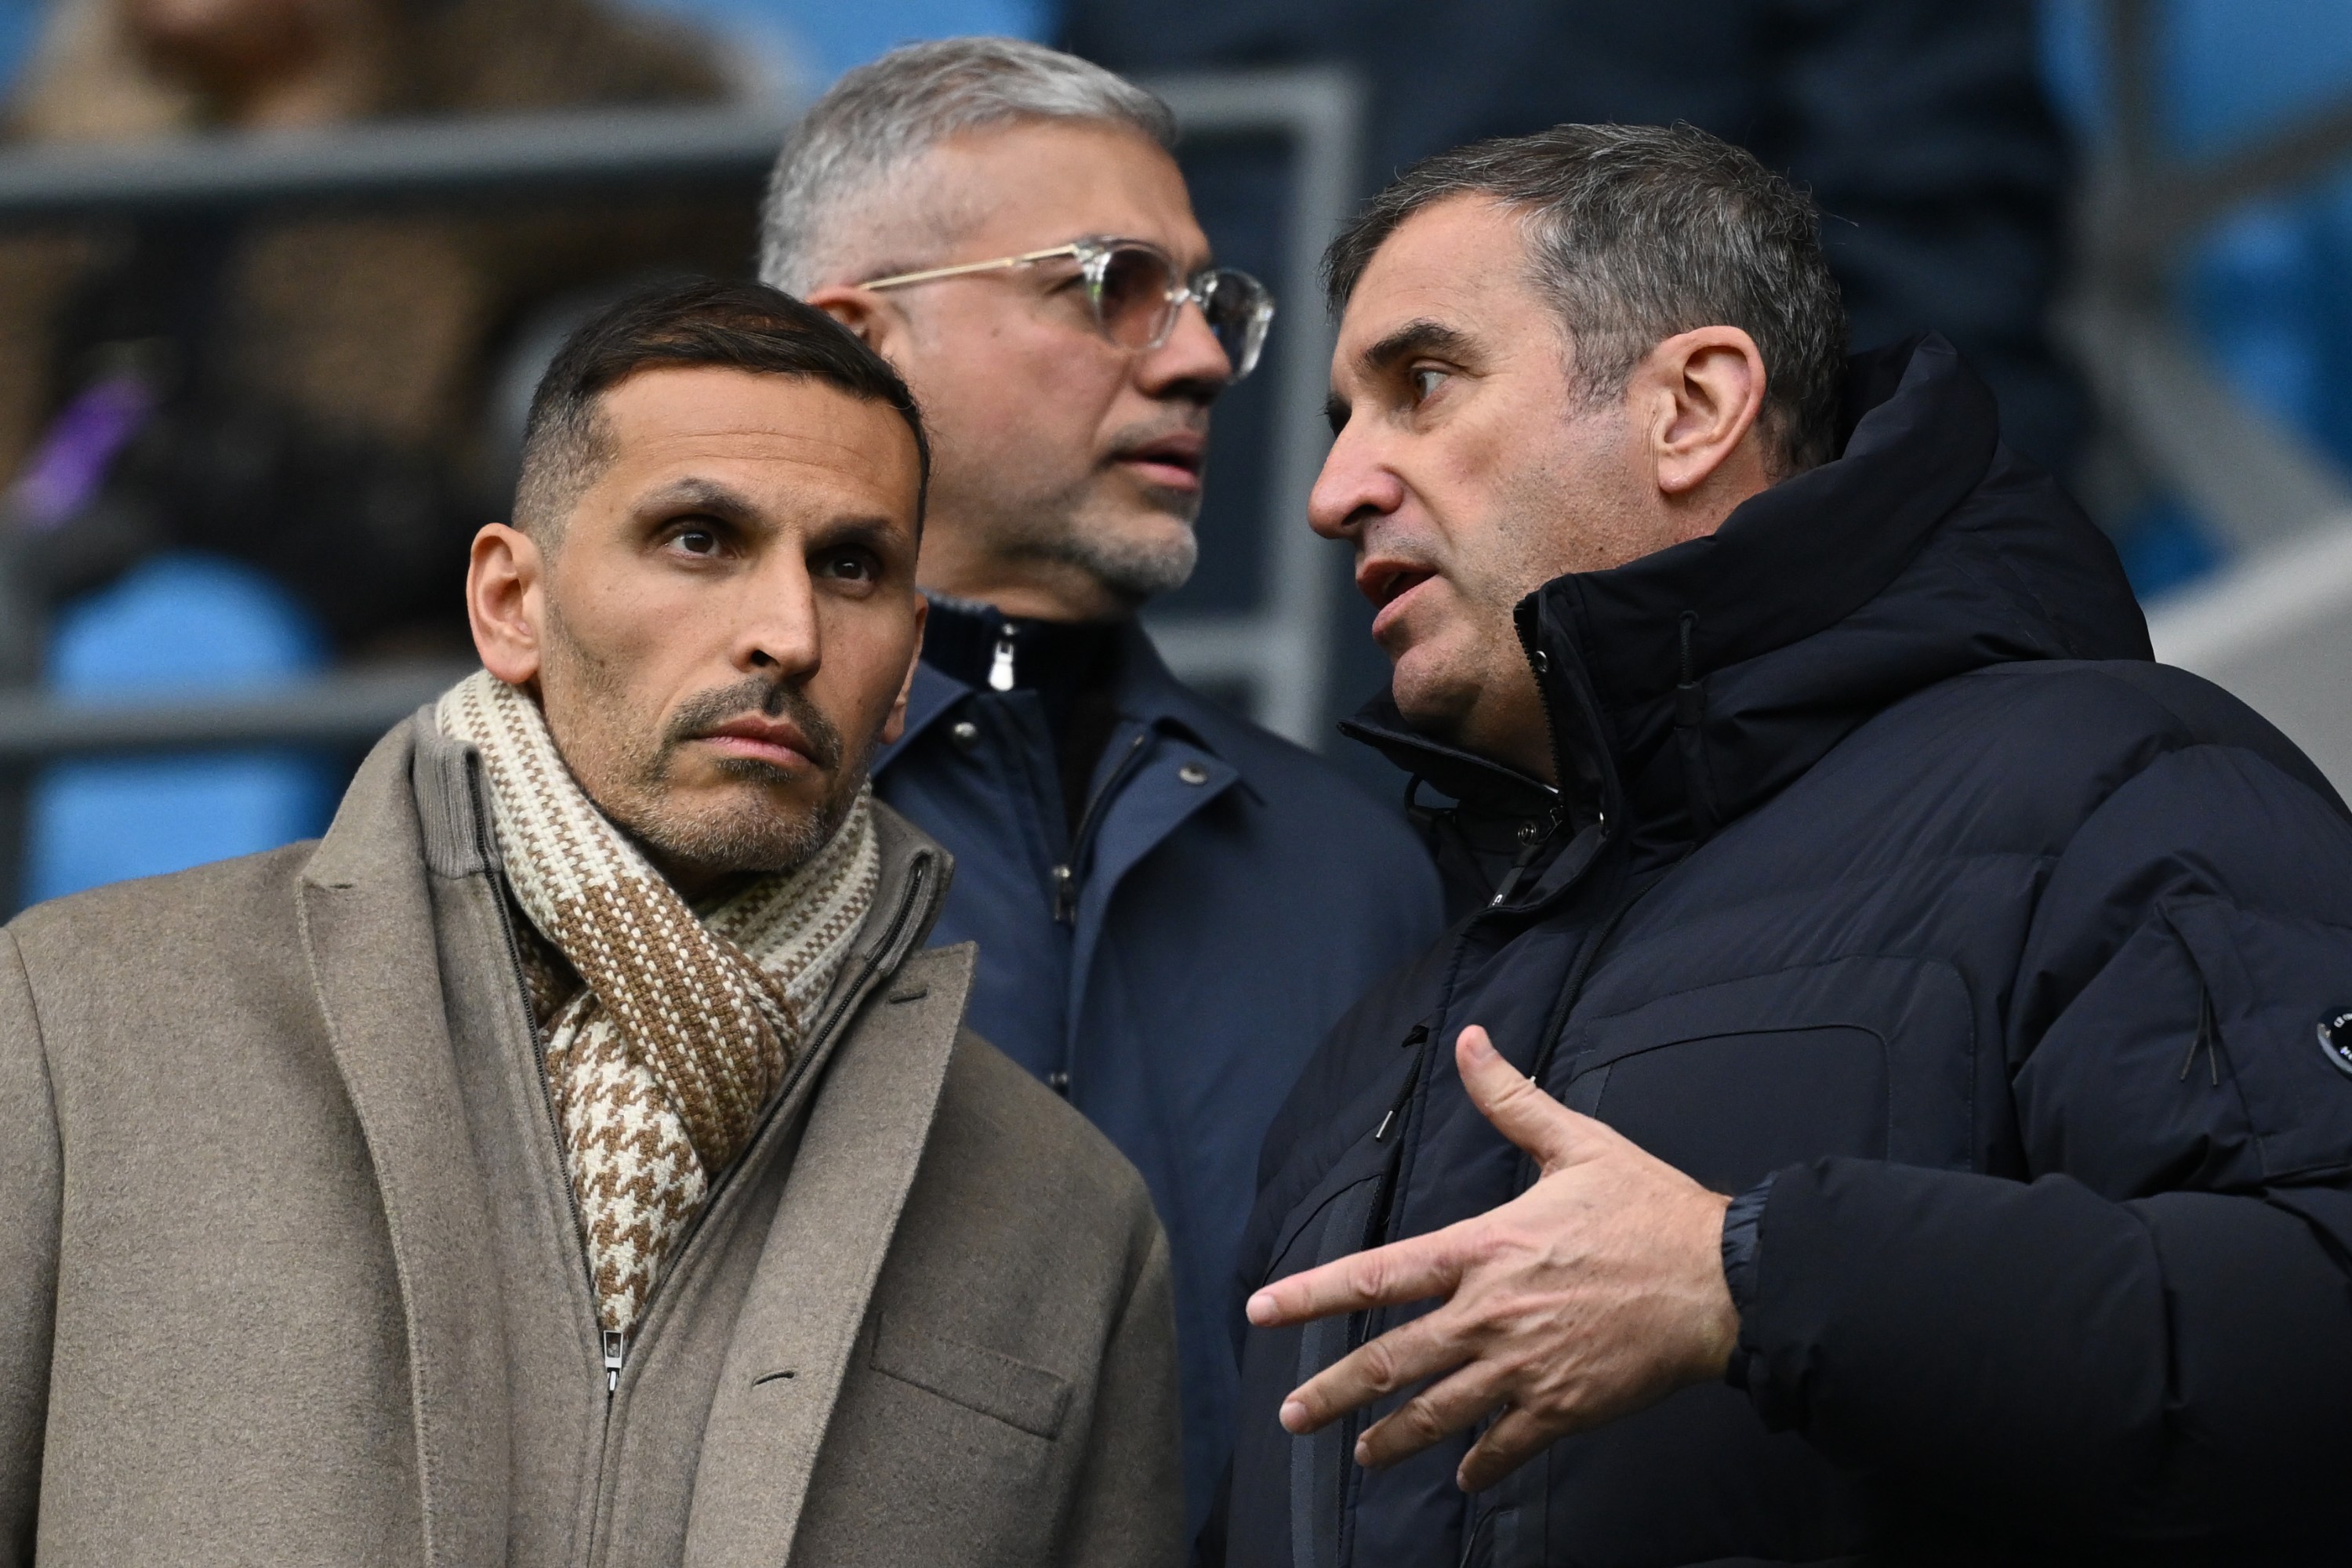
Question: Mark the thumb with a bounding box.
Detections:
[1456,1025,1581,1168]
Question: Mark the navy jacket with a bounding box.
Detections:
[1224,337,2352,1564]
[873,620,1443,1534]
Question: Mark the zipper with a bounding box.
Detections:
[474,762,938,1399]
[1323,1018,1439,1563]
[1523,634,1573,820]
[988,625,1017,691]
[1051,729,1150,925]
[596,854,930,1567]
[1516,602,1617,837]
[1374,1024,1432,1142]
[466,764,633,1568]
[472,755,936,1568]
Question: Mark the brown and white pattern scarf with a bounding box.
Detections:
[438,670,879,1333]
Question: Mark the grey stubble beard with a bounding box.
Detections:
[952,425,1205,608]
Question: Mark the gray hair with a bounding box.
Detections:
[1326,122,1847,474]
[760,37,1177,296]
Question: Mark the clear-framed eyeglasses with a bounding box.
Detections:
[859,235,1276,381]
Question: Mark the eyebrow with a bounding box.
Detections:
[809,514,912,550]
[1357,318,1479,379]
[638,476,759,517]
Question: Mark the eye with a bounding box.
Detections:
[815,545,882,586]
[663,522,724,558]
[1410,365,1450,403]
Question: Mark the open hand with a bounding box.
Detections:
[1244,1025,1740,1493]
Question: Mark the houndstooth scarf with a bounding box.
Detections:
[439,670,880,1334]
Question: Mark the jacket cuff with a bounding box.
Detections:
[1719,1173,1776,1391]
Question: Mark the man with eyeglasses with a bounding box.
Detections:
[761,37,1443,1534]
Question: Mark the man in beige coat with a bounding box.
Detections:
[0,278,1183,1566]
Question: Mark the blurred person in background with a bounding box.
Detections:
[1065,0,2084,515]
[0,0,757,902]
[0,279,1184,1566]
[0,0,753,656]
[1222,123,2352,1564]
[761,37,1444,1535]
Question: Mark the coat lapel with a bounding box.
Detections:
[298,717,510,1568]
[681,938,976,1568]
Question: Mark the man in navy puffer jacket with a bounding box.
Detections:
[1221,122,2352,1564]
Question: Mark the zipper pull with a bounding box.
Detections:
[1375,1025,1433,1142]
[603,1329,626,1393]
[1051,862,1076,924]
[1489,814,1558,907]
[989,626,1017,691]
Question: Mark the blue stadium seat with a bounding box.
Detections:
[2044,0,2352,598]
[24,553,339,905]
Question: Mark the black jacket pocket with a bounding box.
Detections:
[1559,955,1977,1192]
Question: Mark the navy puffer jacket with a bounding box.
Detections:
[1222,336,2352,1565]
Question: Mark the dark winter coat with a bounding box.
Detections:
[1221,336,2352,1565]
[872,622,1444,1537]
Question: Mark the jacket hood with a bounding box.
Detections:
[1347,334,2151,869]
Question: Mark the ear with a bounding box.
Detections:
[467,523,547,686]
[879,593,928,747]
[806,285,908,364]
[1638,325,1770,499]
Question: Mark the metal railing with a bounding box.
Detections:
[2069,0,2352,554]
[0,103,796,216]
[1134,67,1363,745]
[0,661,474,764]
[2071,2,2352,796]
[0,67,1367,905]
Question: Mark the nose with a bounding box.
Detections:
[1135,293,1235,403]
[736,552,823,679]
[1308,413,1405,541]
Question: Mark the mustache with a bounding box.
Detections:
[664,676,844,772]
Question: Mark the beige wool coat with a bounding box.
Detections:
[0,713,1185,1566]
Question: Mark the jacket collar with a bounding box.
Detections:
[1339,688,1558,821]
[885,613,1252,787]
[1352,335,2151,876]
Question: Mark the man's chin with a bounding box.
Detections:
[1387,655,1484,743]
[619,772,855,882]
[1064,514,1198,604]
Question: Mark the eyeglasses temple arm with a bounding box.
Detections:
[858,244,1083,292]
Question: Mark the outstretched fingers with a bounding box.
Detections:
[1457,1403,1566,1494]
[1352,1356,1512,1468]
[1276,1306,1478,1437]
[1247,1222,1467,1331]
